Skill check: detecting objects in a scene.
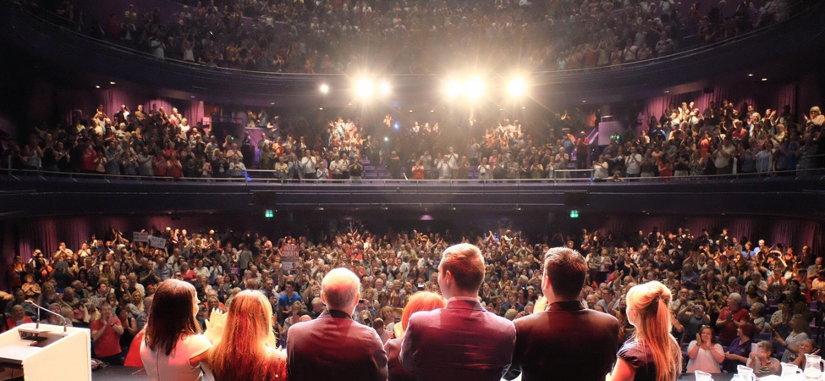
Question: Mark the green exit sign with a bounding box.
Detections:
[265,209,274,218]
[569,210,579,218]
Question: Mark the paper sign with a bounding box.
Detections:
[281,244,300,270]
[148,236,167,248]
[133,232,149,242]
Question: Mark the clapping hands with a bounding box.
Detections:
[534,296,548,312]
[204,309,227,345]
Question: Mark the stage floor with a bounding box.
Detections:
[93,367,149,380]
[93,366,741,381]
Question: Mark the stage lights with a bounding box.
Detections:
[446,80,462,99]
[319,84,329,94]
[353,78,392,98]
[507,77,526,97]
[355,79,373,98]
[464,77,484,100]
[379,82,391,95]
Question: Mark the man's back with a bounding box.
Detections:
[287,310,387,381]
[510,301,619,381]
[401,299,515,381]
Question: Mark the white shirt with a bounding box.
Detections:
[141,334,211,381]
[301,156,317,174]
[686,341,723,374]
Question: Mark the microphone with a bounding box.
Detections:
[23,300,69,332]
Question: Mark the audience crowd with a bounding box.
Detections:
[3,221,822,378]
[3,97,824,181]
[31,0,797,74]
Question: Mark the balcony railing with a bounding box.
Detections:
[3,162,824,186]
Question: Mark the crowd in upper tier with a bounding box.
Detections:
[30,0,794,74]
[2,222,823,378]
[2,96,824,180]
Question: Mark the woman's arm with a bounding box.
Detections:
[711,344,726,364]
[687,340,700,359]
[125,318,138,336]
[607,358,635,381]
[189,347,211,367]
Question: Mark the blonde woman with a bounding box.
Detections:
[609,281,682,381]
[209,290,286,381]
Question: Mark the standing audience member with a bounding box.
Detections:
[287,268,388,381]
[715,293,749,345]
[401,243,516,381]
[509,248,619,381]
[92,303,124,364]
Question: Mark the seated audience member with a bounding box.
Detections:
[5,289,37,317]
[774,313,810,363]
[141,280,216,381]
[287,268,388,381]
[401,243,516,381]
[3,305,34,332]
[686,326,725,374]
[210,290,286,381]
[723,323,755,372]
[788,339,819,368]
[746,341,781,377]
[509,248,619,381]
[609,281,681,381]
[92,303,124,364]
[385,291,446,381]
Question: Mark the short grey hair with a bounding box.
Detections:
[729,292,742,303]
[322,268,361,311]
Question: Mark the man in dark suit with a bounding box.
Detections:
[401,243,516,381]
[507,247,620,381]
[287,268,387,381]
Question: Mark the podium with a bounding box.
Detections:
[0,323,91,381]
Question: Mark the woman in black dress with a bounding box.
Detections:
[608,281,682,381]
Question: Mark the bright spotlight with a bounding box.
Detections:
[464,77,484,100]
[379,82,391,95]
[319,84,329,94]
[355,79,373,98]
[508,78,527,97]
[446,80,462,98]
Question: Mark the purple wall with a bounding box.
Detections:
[26,76,204,128]
[638,82,799,132]
[3,213,821,265]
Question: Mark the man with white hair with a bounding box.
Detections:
[715,292,749,345]
[401,243,516,381]
[287,268,387,381]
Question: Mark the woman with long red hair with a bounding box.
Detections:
[209,290,286,381]
[384,291,446,381]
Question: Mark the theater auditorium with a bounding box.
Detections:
[0,0,824,379]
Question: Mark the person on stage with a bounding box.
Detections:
[287,268,387,381]
[140,280,215,381]
[209,290,286,381]
[608,281,682,381]
[384,291,446,381]
[507,247,619,381]
[400,243,516,381]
